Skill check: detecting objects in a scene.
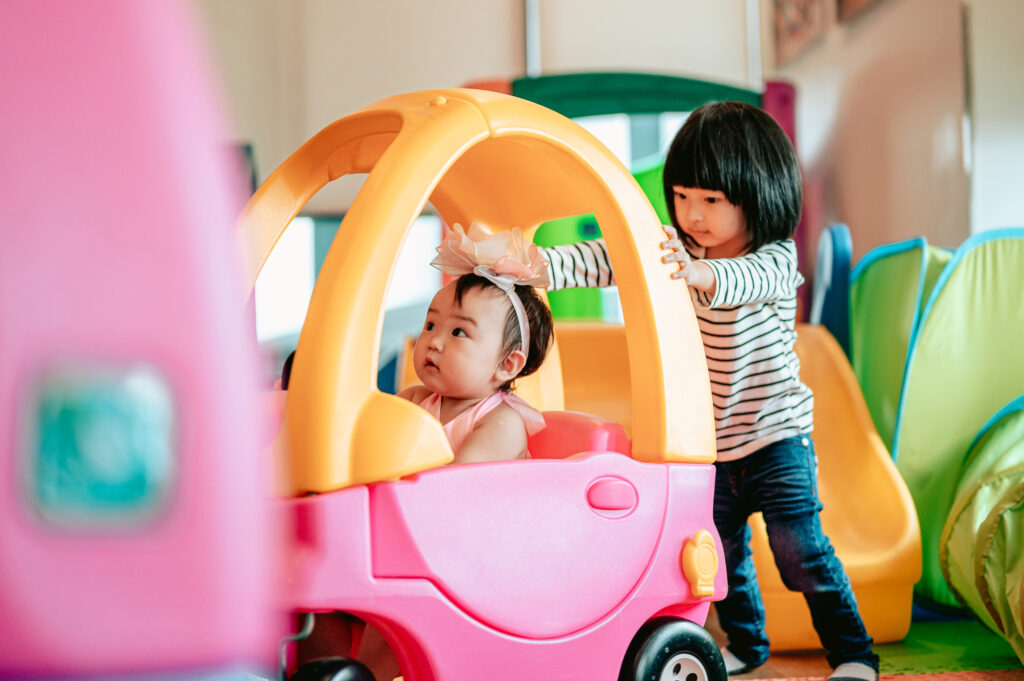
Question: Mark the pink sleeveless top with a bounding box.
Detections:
[418,391,546,457]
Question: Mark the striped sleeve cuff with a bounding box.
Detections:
[543,238,615,291]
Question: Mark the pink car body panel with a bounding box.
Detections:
[283,453,725,681]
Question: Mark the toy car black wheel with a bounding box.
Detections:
[620,618,726,681]
[289,657,376,681]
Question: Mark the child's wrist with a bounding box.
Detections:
[692,261,715,290]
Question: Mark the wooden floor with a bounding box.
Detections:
[732,651,834,679]
[706,609,836,679]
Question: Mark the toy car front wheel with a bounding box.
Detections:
[621,618,726,681]
[290,657,376,681]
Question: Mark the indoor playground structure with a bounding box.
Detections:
[814,223,1024,664]
[5,2,1024,680]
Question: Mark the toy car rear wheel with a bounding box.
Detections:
[290,657,376,681]
[620,618,726,681]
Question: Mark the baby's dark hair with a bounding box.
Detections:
[453,273,554,392]
[662,100,802,253]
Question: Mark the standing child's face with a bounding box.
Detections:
[672,186,750,258]
[413,282,511,400]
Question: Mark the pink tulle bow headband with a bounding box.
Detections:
[431,222,550,358]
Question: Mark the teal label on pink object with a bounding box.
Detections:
[28,363,176,530]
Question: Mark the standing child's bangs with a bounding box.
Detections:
[664,118,733,197]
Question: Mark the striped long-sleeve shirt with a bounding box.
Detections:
[544,237,813,461]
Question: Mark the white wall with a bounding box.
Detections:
[198,0,1023,252]
[196,0,759,213]
[966,0,1024,233]
[197,0,305,192]
[763,0,970,259]
[539,2,753,88]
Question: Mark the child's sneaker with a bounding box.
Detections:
[829,662,878,681]
[719,647,762,675]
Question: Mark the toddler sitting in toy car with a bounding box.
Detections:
[397,223,553,464]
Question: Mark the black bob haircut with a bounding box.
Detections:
[662,100,802,254]
[453,273,554,392]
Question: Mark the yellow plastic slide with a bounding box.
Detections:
[555,322,921,650]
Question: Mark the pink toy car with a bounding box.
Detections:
[241,89,729,681]
[281,411,726,681]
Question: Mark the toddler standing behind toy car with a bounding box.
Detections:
[542,100,879,681]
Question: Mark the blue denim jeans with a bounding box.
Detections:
[713,436,879,671]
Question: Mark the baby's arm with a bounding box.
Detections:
[397,384,430,404]
[397,388,526,464]
[542,239,616,291]
[452,402,528,465]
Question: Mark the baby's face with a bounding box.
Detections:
[413,282,510,400]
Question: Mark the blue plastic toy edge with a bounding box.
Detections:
[890,227,1024,461]
[963,392,1024,461]
[821,223,853,355]
[829,222,853,264]
[850,236,927,283]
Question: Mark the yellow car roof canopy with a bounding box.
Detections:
[238,89,715,494]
